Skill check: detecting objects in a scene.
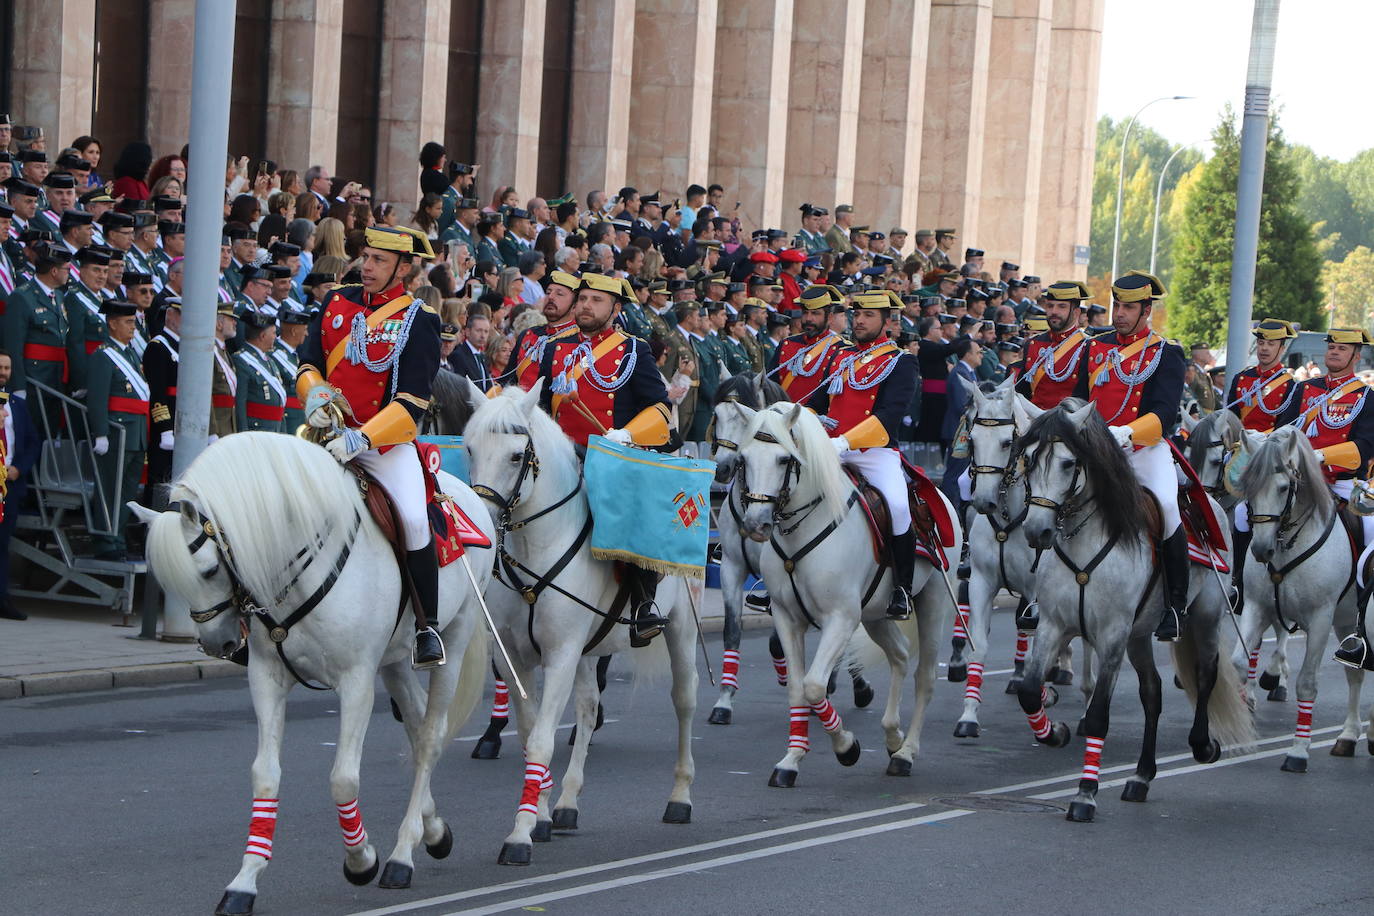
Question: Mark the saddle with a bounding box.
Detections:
[846,460,954,570]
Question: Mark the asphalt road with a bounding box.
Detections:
[4,614,1371,916]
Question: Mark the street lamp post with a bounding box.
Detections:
[1111,95,1193,279]
[1149,143,1201,275]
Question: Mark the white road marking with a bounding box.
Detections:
[452,719,620,743]
[348,723,1347,916]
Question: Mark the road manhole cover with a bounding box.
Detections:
[931,794,1066,814]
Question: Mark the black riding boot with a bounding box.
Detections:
[628,565,667,647]
[957,503,972,580]
[1231,526,1251,615]
[405,546,446,669]
[1015,596,1039,630]
[887,530,916,619]
[1154,528,1191,642]
[1333,586,1374,671]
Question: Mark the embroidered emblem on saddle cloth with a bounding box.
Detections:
[416,442,491,565]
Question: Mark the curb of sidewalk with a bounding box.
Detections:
[0,612,776,700]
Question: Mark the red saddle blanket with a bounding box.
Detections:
[846,460,955,570]
[357,442,491,569]
[1168,439,1229,574]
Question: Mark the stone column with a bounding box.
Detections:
[474,0,545,199]
[1035,0,1104,281]
[265,0,344,172]
[781,0,865,229]
[852,0,932,232]
[145,0,196,157]
[625,0,717,197]
[9,0,96,147]
[709,0,793,234]
[917,0,994,245]
[976,0,1053,270]
[375,0,452,206]
[566,0,635,197]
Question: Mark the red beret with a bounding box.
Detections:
[779,248,806,263]
[749,251,780,264]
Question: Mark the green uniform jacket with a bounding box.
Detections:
[222,261,247,297]
[87,340,148,552]
[125,245,156,278]
[269,340,305,431]
[3,279,72,394]
[690,332,725,440]
[474,236,504,268]
[438,185,459,235]
[211,344,238,438]
[64,280,110,392]
[233,345,288,433]
[824,225,853,254]
[438,220,475,256]
[660,325,699,438]
[619,299,655,341]
[739,331,765,373]
[757,330,780,368]
[721,336,752,375]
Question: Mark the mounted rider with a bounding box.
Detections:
[807,289,920,619]
[1014,280,1093,410]
[1072,271,1188,642]
[767,285,848,403]
[500,269,581,391]
[1225,318,1300,607]
[1269,328,1374,671]
[537,271,676,644]
[295,225,446,669]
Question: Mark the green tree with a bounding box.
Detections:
[1322,246,1374,328]
[1168,109,1323,346]
[1088,116,1202,286]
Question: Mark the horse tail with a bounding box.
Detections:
[443,621,491,745]
[1170,628,1258,753]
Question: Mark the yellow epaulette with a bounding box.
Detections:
[419,303,437,314]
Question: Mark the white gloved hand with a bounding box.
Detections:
[604,428,633,446]
[325,429,370,464]
[831,435,851,455]
[92,436,109,456]
[305,384,338,428]
[1108,425,1134,449]
[159,430,175,451]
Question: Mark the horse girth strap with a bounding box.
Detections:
[1264,507,1345,636]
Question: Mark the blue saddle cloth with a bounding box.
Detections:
[583,435,714,579]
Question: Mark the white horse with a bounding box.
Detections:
[708,372,875,725]
[461,381,699,866]
[135,432,492,916]
[953,378,1095,738]
[734,402,962,784]
[1184,408,1293,701]
[1019,403,1254,822]
[1232,427,1371,766]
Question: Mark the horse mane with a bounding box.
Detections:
[1186,408,1243,470]
[464,384,578,477]
[429,367,475,434]
[1238,425,1331,529]
[748,403,852,526]
[168,432,362,606]
[1020,404,1147,550]
[714,372,787,410]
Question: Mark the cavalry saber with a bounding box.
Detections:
[458,550,529,700]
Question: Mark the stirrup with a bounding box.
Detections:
[1332,634,1374,671]
[413,626,447,670]
[1016,601,1039,631]
[886,587,912,620]
[1154,607,1185,643]
[744,589,772,612]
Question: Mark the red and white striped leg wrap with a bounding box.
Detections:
[491,680,510,719]
[773,654,789,687]
[788,706,811,752]
[1081,736,1105,782]
[963,662,985,703]
[245,797,278,860]
[810,698,842,733]
[1296,700,1314,740]
[952,604,970,641]
[1014,631,1030,664]
[1041,685,1051,704]
[336,798,366,848]
[720,650,741,690]
[1246,648,1260,683]
[519,761,549,818]
[1026,707,1053,740]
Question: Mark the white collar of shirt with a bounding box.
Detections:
[959,359,977,374]
[35,277,57,297]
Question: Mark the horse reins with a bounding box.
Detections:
[1250,479,1354,634]
[968,414,1031,588]
[176,500,362,691]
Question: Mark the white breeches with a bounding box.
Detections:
[842,446,911,535]
[956,467,972,502]
[1234,500,1249,533]
[1331,483,1374,585]
[354,442,430,551]
[1130,441,1181,533]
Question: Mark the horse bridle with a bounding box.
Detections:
[737,429,824,536]
[968,415,1025,521]
[1247,468,1300,549]
[1024,437,1092,540]
[1197,437,1241,498]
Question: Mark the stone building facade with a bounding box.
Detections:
[1,0,1102,279]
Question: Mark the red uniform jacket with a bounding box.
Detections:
[1225,363,1298,432]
